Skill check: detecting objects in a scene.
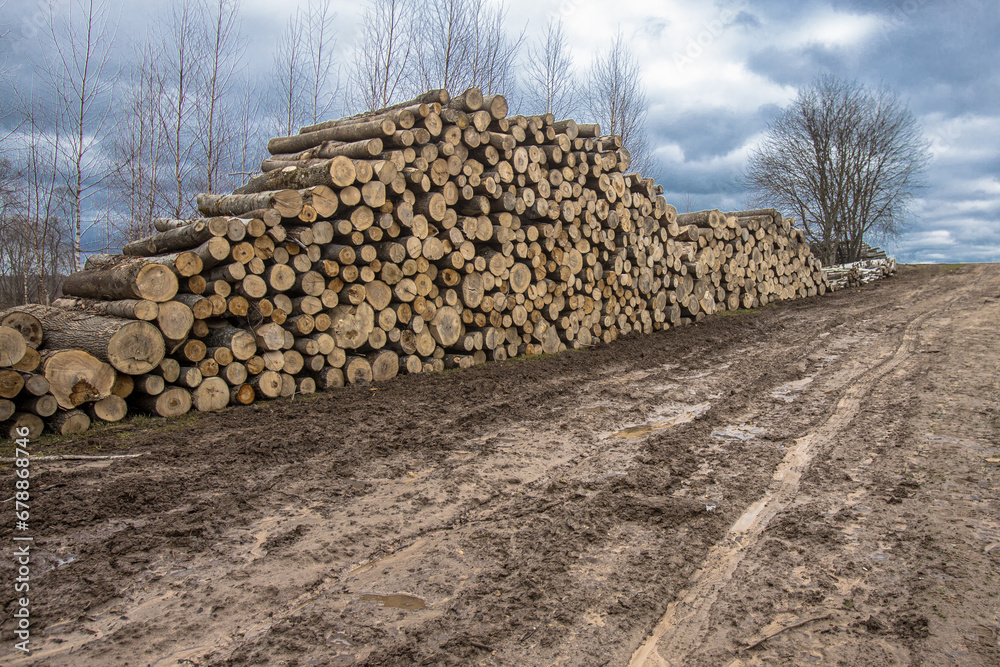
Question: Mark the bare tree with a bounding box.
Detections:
[468,2,523,98]
[413,0,521,96]
[108,34,165,245]
[271,14,306,136]
[301,0,339,125]
[271,1,339,135]
[196,0,244,194]
[745,75,930,265]
[0,97,74,306]
[351,0,414,112]
[586,30,651,172]
[41,0,119,270]
[157,0,203,218]
[413,0,471,92]
[522,18,576,118]
[228,72,267,187]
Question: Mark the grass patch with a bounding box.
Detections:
[0,408,207,460]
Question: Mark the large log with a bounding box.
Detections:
[52,297,159,322]
[41,349,116,409]
[122,219,223,256]
[268,119,396,156]
[235,156,358,194]
[0,312,43,350]
[197,190,303,218]
[62,261,179,303]
[0,326,27,367]
[11,305,165,375]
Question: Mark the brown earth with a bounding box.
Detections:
[2,263,999,666]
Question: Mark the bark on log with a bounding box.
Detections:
[52,297,159,322]
[22,394,58,418]
[268,119,396,155]
[12,305,165,375]
[48,409,91,436]
[62,261,179,303]
[235,156,358,194]
[197,190,304,218]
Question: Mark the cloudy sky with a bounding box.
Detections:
[2,0,997,263]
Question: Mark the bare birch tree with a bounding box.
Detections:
[522,18,576,118]
[745,75,929,265]
[413,0,472,92]
[351,0,414,112]
[0,97,74,306]
[41,0,119,270]
[228,72,267,187]
[413,0,522,96]
[271,1,339,135]
[301,0,339,125]
[586,30,651,172]
[108,34,164,245]
[158,0,202,218]
[466,2,523,98]
[272,14,306,136]
[196,0,244,194]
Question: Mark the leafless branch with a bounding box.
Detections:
[745,75,930,264]
[522,18,577,118]
[586,30,651,172]
[351,0,415,112]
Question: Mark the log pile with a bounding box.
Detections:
[822,242,897,289]
[2,86,831,439]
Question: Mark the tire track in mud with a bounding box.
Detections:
[628,287,958,666]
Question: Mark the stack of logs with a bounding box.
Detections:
[1,86,830,439]
[822,241,897,289]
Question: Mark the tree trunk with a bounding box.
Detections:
[13,305,165,375]
[48,409,91,436]
[133,387,192,417]
[41,349,117,409]
[0,326,27,367]
[0,312,42,350]
[62,261,179,303]
[197,190,304,218]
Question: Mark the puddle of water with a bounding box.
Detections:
[609,403,712,439]
[327,632,352,646]
[711,426,765,442]
[771,377,814,402]
[361,594,426,610]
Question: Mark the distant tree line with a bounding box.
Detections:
[0,0,652,307]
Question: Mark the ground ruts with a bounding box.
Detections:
[2,264,998,666]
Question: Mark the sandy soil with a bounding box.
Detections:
[2,263,999,666]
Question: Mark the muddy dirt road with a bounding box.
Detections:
[2,264,999,666]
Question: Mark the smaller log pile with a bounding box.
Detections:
[1,86,833,440]
[823,243,897,289]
